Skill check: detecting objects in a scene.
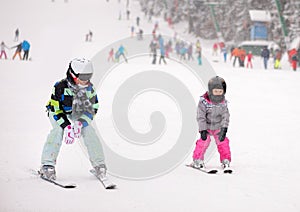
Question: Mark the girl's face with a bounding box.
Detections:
[75,78,89,86]
[212,88,224,96]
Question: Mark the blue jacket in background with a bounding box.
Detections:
[22,40,30,51]
[118,45,125,54]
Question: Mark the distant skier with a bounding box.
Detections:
[231,47,239,67]
[126,10,130,20]
[261,46,270,70]
[288,48,298,71]
[0,41,9,59]
[14,28,19,42]
[165,39,172,58]
[290,50,298,71]
[136,16,140,26]
[175,41,180,56]
[179,43,187,61]
[149,39,158,64]
[212,43,218,56]
[158,35,167,64]
[85,30,93,42]
[131,25,135,37]
[11,42,23,60]
[187,43,194,61]
[191,76,231,170]
[219,42,225,54]
[197,46,202,65]
[159,45,167,64]
[274,49,282,69]
[22,40,30,60]
[40,58,109,181]
[137,28,143,40]
[107,48,114,62]
[246,51,253,69]
[196,39,201,52]
[116,44,128,63]
[221,46,227,62]
[89,30,93,42]
[238,48,246,67]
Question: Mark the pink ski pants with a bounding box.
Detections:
[193,129,231,162]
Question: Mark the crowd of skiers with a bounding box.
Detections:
[0,29,31,61]
[148,35,202,65]
[108,0,300,71]
[106,29,299,72]
[113,21,299,72]
[0,40,31,61]
[223,44,298,71]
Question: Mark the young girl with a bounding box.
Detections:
[40,58,108,181]
[191,76,231,170]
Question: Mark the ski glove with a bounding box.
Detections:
[64,125,75,144]
[218,127,227,142]
[200,130,208,140]
[73,121,83,139]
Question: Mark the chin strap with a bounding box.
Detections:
[78,83,88,88]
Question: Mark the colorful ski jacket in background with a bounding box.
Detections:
[22,40,30,51]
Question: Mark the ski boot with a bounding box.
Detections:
[192,159,205,169]
[92,164,116,189]
[93,164,107,179]
[40,165,56,180]
[221,159,230,169]
[221,159,232,173]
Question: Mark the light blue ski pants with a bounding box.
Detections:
[41,112,105,168]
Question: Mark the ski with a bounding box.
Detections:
[223,168,233,174]
[40,175,77,188]
[34,170,76,189]
[221,163,233,174]
[186,164,218,174]
[90,170,116,189]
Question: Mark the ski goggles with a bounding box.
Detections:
[78,73,93,81]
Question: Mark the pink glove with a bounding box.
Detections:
[73,121,83,139]
[64,125,75,144]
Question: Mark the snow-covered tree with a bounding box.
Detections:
[138,0,299,49]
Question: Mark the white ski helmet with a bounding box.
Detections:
[68,58,94,81]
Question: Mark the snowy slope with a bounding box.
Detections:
[0,0,300,212]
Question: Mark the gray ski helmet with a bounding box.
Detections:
[68,58,94,81]
[208,76,226,103]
